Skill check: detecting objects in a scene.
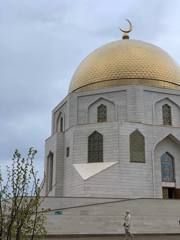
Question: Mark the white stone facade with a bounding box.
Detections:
[42,198,180,236]
[44,84,180,199]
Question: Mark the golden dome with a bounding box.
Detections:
[69,39,180,93]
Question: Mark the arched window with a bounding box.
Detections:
[60,117,63,132]
[130,130,145,163]
[88,131,103,163]
[162,104,172,125]
[161,152,175,182]
[56,113,64,133]
[97,104,107,122]
[47,151,53,192]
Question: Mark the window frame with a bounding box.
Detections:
[97,104,107,123]
[88,131,103,163]
[162,104,172,126]
[161,152,175,182]
[130,130,145,163]
[47,151,53,192]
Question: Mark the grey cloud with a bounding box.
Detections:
[1,0,180,178]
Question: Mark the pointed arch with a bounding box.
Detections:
[88,97,115,123]
[152,133,180,153]
[155,97,180,109]
[130,129,145,163]
[47,151,53,192]
[60,116,64,132]
[56,112,64,132]
[88,131,103,163]
[153,134,180,198]
[97,104,107,122]
[162,104,172,125]
[153,97,180,126]
[88,97,114,110]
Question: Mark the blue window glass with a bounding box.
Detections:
[161,152,175,182]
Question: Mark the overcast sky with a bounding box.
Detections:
[1,0,180,178]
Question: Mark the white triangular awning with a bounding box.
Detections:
[73,162,118,180]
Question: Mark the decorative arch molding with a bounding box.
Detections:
[153,97,180,126]
[152,133,180,153]
[88,97,116,123]
[152,133,180,198]
[154,97,180,109]
[88,97,115,110]
[54,111,65,133]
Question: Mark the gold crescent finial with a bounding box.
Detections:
[119,19,133,40]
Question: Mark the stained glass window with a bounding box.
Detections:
[130,130,145,163]
[97,104,107,122]
[47,152,53,192]
[162,104,172,125]
[161,152,175,182]
[88,131,103,163]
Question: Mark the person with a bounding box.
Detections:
[123,210,134,239]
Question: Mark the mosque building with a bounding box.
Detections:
[42,21,180,239]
